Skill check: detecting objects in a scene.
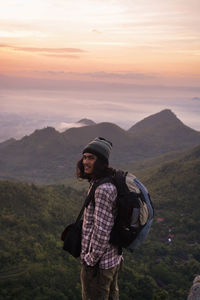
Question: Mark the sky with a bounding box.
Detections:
[0,0,200,132]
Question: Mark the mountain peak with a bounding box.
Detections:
[77,118,96,126]
[32,126,58,136]
[127,109,200,154]
[128,109,182,133]
[150,109,178,121]
[21,126,60,142]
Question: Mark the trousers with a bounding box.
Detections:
[80,263,121,300]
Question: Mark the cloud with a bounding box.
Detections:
[81,71,155,80]
[1,73,200,95]
[91,29,102,34]
[40,54,80,59]
[56,122,88,131]
[29,70,155,80]
[0,44,86,54]
[0,20,48,38]
[15,46,86,53]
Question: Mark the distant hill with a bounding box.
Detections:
[0,113,96,142]
[0,109,200,183]
[77,118,96,126]
[143,143,200,246]
[128,109,200,154]
[128,109,181,133]
[145,143,200,207]
[56,118,96,132]
[0,138,16,149]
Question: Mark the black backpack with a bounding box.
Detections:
[61,170,154,257]
[90,170,154,252]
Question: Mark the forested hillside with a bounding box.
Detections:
[0,182,85,300]
[1,145,200,299]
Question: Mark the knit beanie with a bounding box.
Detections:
[82,137,112,164]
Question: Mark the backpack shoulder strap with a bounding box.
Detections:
[74,181,101,225]
[111,169,129,194]
[86,176,114,207]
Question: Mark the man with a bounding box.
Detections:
[76,137,122,300]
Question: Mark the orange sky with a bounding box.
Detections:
[0,0,200,133]
[0,0,200,87]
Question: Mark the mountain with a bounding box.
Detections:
[0,138,16,149]
[0,113,61,142]
[145,143,200,206]
[128,109,181,133]
[0,109,200,184]
[56,118,96,132]
[77,118,96,126]
[143,143,200,248]
[128,109,200,153]
[0,126,69,183]
[61,121,133,151]
[0,113,96,142]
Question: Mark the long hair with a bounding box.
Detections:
[76,157,115,181]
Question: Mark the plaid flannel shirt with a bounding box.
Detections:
[81,181,122,269]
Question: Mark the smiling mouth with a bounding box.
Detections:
[84,166,91,171]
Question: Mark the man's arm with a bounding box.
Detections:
[83,182,117,266]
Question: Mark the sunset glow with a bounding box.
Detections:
[0,0,200,132]
[1,0,199,79]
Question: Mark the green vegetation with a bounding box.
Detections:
[1,145,200,299]
[0,181,85,300]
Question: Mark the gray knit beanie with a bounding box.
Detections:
[82,137,112,164]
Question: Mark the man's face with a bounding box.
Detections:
[82,153,97,175]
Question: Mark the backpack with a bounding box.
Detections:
[91,170,154,252]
